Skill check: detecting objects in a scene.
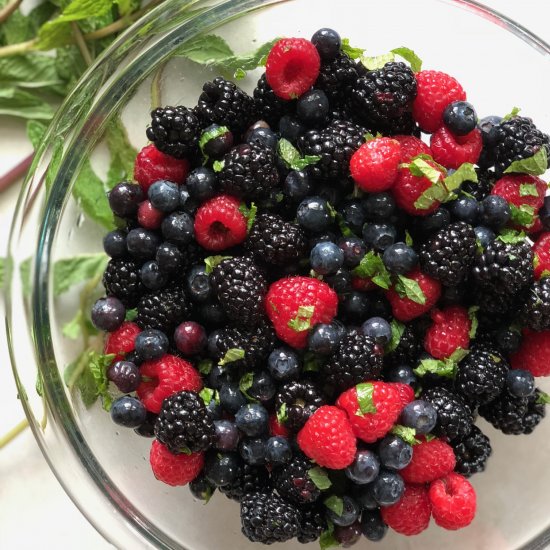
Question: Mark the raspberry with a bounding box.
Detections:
[385,269,442,322]
[511,329,550,377]
[381,484,431,536]
[193,194,247,251]
[265,38,321,100]
[137,354,202,413]
[149,440,203,486]
[350,138,401,192]
[395,383,415,407]
[393,134,431,162]
[412,70,466,133]
[533,233,550,280]
[137,200,164,229]
[399,437,456,484]
[266,276,338,349]
[429,472,476,530]
[335,382,403,443]
[424,306,470,359]
[134,144,189,192]
[104,321,141,361]
[430,127,482,169]
[296,405,356,469]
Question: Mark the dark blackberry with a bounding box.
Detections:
[479,389,546,435]
[240,492,301,544]
[136,285,190,333]
[492,116,550,175]
[220,463,271,502]
[375,111,420,137]
[451,425,492,477]
[322,332,383,392]
[315,52,359,104]
[384,323,423,368]
[455,344,508,405]
[297,119,366,180]
[272,453,321,505]
[146,106,201,159]
[154,391,215,453]
[350,62,417,126]
[461,169,494,201]
[245,213,307,266]
[218,143,280,200]
[196,76,255,134]
[211,257,267,328]
[473,285,516,316]
[298,505,327,544]
[520,279,550,331]
[422,386,473,441]
[102,258,144,308]
[253,74,293,128]
[419,222,477,287]
[275,381,325,432]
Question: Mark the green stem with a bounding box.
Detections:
[0,0,22,24]
[71,22,93,66]
[0,39,37,58]
[150,63,165,110]
[0,418,29,449]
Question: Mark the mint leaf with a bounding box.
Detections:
[519,183,540,197]
[234,68,246,79]
[536,391,550,405]
[497,229,527,244]
[176,34,234,64]
[199,125,230,156]
[125,308,137,321]
[509,203,536,227]
[239,202,257,232]
[391,425,420,445]
[444,163,477,192]
[324,495,344,517]
[222,38,280,74]
[288,305,315,332]
[504,147,548,176]
[199,387,215,405]
[405,230,413,247]
[394,275,427,305]
[218,348,245,366]
[204,255,231,274]
[27,120,47,150]
[239,372,258,402]
[361,52,395,70]
[541,269,550,279]
[341,38,364,59]
[278,138,320,170]
[414,358,456,379]
[352,251,391,289]
[468,306,479,339]
[0,54,63,94]
[448,347,469,363]
[198,359,213,375]
[387,320,405,353]
[356,382,376,415]
[105,118,137,189]
[502,106,521,122]
[53,253,109,296]
[0,87,55,120]
[277,402,288,423]
[308,467,332,490]
[212,159,225,172]
[413,180,448,210]
[408,157,444,184]
[391,47,422,72]
[62,310,97,340]
[319,521,339,550]
[303,351,324,372]
[88,351,116,411]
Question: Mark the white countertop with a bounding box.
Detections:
[1,2,549,549]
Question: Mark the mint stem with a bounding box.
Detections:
[0,153,34,194]
[0,0,22,24]
[0,418,29,449]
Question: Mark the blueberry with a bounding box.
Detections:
[361,317,392,345]
[417,207,450,235]
[362,192,396,221]
[239,437,267,466]
[382,242,418,274]
[108,181,144,218]
[480,195,511,229]
[186,168,217,202]
[219,383,247,414]
[478,115,503,146]
[201,124,234,158]
[110,395,147,428]
[334,523,362,547]
[360,510,388,542]
[248,371,277,402]
[197,302,227,328]
[214,420,240,451]
[384,365,416,386]
[268,347,301,381]
[378,435,413,470]
[91,296,125,332]
[297,196,332,232]
[338,237,366,268]
[140,260,169,290]
[340,291,370,323]
[155,242,183,274]
[265,436,293,465]
[443,101,477,136]
[340,200,366,234]
[185,264,213,303]
[450,196,480,224]
[148,180,180,213]
[284,170,312,202]
[174,321,207,356]
[204,451,242,486]
[318,182,346,207]
[279,115,306,142]
[326,496,360,527]
[362,223,396,251]
[206,398,223,421]
[161,211,194,246]
[370,471,405,506]
[507,369,535,397]
[189,475,215,502]
[103,230,127,258]
[296,89,330,127]
[134,329,169,361]
[178,186,199,214]
[311,27,341,59]
[540,196,550,230]
[325,268,353,294]
[134,411,158,437]
[351,485,378,511]
[310,241,344,275]
[400,400,438,434]
[309,230,338,248]
[308,322,346,355]
[246,126,279,150]
[126,228,161,260]
[235,403,269,437]
[208,363,230,390]
[107,360,140,393]
[345,450,380,484]
[474,226,496,248]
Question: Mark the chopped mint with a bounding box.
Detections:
[408,157,444,184]
[394,275,427,305]
[536,391,550,405]
[468,306,479,339]
[212,159,225,172]
[125,308,137,321]
[364,131,382,142]
[204,255,231,274]
[386,320,406,353]
[361,52,395,70]
[326,201,337,219]
[234,67,246,79]
[287,305,315,332]
[341,38,364,59]
[218,348,245,366]
[509,203,536,227]
[448,347,469,363]
[502,106,521,122]
[324,495,344,517]
[199,125,229,156]
[277,402,288,423]
[405,230,413,247]
[352,251,392,289]
[278,138,320,170]
[239,202,258,232]
[239,372,258,402]
[497,229,527,244]
[319,521,339,550]
[356,382,377,415]
[504,147,548,176]
[391,425,420,445]
[199,387,215,406]
[414,358,457,379]
[519,183,540,197]
[308,467,332,490]
[198,359,213,375]
[391,47,423,72]
[444,163,477,193]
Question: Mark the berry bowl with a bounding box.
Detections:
[6,0,550,548]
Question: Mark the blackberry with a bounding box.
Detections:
[322,332,383,392]
[492,116,550,175]
[455,344,509,405]
[473,285,516,316]
[298,119,366,180]
[218,143,280,200]
[461,169,494,201]
[196,76,255,134]
[146,106,201,159]
[240,492,301,544]
[253,74,293,128]
[451,425,492,477]
[350,62,417,126]
[272,453,321,505]
[136,285,190,333]
[154,391,215,453]
[275,381,325,432]
[479,389,546,435]
[315,52,359,104]
[384,323,423,368]
[419,222,477,287]
[520,279,550,331]
[219,463,271,502]
[211,257,267,328]
[102,258,144,308]
[422,386,473,441]
[245,213,307,266]
[298,505,327,544]
[375,111,420,137]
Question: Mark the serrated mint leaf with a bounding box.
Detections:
[502,106,521,122]
[204,255,231,274]
[391,425,420,445]
[198,359,213,375]
[0,87,55,120]
[199,125,229,155]
[288,305,315,332]
[341,38,364,59]
[26,120,47,150]
[405,230,413,247]
[361,52,395,70]
[519,183,540,197]
[504,147,548,176]
[497,229,527,244]
[391,47,422,72]
[352,251,391,289]
[308,467,332,490]
[387,320,405,353]
[219,348,245,366]
[319,521,339,550]
[199,387,215,405]
[414,358,456,379]
[212,159,225,172]
[356,382,376,415]
[176,34,234,64]
[448,347,469,363]
[394,275,427,305]
[444,163,477,192]
[468,306,479,339]
[408,157,443,184]
[277,402,288,424]
[54,253,109,296]
[536,391,550,405]
[278,138,320,170]
[220,38,281,74]
[324,495,344,517]
[509,203,536,227]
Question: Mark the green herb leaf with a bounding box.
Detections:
[444,163,477,193]
[0,54,64,94]
[277,402,288,423]
[468,306,479,339]
[177,34,234,64]
[278,138,320,170]
[204,255,231,274]
[536,391,550,405]
[391,425,420,445]
[394,275,427,305]
[387,320,405,353]
[308,467,332,490]
[405,230,413,247]
[199,125,230,155]
[326,201,337,220]
[341,38,364,59]
[53,253,109,296]
[324,495,344,517]
[36,372,44,397]
[26,120,47,149]
[541,269,550,279]
[408,157,444,184]
[287,305,315,332]
[199,387,215,405]
[0,87,55,120]
[218,348,245,366]
[20,257,31,297]
[0,258,4,288]
[509,203,536,227]
[105,118,138,189]
[356,382,376,415]
[62,309,97,340]
[212,159,225,172]
[239,202,257,232]
[502,106,521,122]
[239,372,257,402]
[352,250,392,289]
[234,67,246,79]
[504,148,548,176]
[361,52,395,70]
[198,359,213,375]
[303,351,324,372]
[425,434,437,442]
[497,229,527,244]
[319,521,339,550]
[391,47,422,72]
[448,347,469,363]
[414,358,457,379]
[519,183,540,197]
[125,308,137,321]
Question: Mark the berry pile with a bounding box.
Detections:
[91,27,550,547]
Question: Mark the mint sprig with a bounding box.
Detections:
[352,250,391,289]
[497,229,527,244]
[536,391,550,405]
[504,147,548,176]
[204,255,231,274]
[386,320,405,353]
[341,38,364,59]
[239,372,258,403]
[239,202,257,232]
[394,275,426,305]
[278,138,320,170]
[391,425,420,445]
[413,349,469,380]
[519,183,539,197]
[319,521,339,550]
[199,125,229,156]
[277,402,288,424]
[502,106,521,122]
[324,495,344,517]
[391,47,423,72]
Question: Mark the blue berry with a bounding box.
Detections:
[443,101,477,136]
[110,395,147,428]
[208,363,229,390]
[417,207,450,235]
[161,211,194,246]
[284,170,312,202]
[214,419,240,451]
[334,523,362,547]
[189,475,215,501]
[235,404,269,437]
[267,347,301,381]
[361,510,388,542]
[382,242,418,274]
[480,195,511,229]
[507,369,535,397]
[201,124,233,158]
[204,451,242,486]
[239,437,267,466]
[384,365,416,386]
[206,398,223,421]
[265,436,292,465]
[540,196,550,230]
[450,197,480,224]
[311,27,341,60]
[156,242,183,274]
[178,186,199,214]
[370,471,405,506]
[297,197,332,232]
[219,383,247,414]
[185,264,213,303]
[340,200,366,234]
[326,496,360,527]
[310,241,344,275]
[279,115,306,142]
[103,230,127,258]
[351,485,378,510]
[478,115,502,146]
[325,268,353,294]
[91,296,125,332]
[297,89,330,126]
[362,193,395,221]
[246,127,278,150]
[340,291,370,323]
[338,237,366,268]
[134,329,169,361]
[309,230,338,248]
[400,400,438,434]
[378,435,413,470]
[107,360,140,393]
[308,321,346,355]
[248,371,277,402]
[345,450,380,484]
[362,223,396,251]
[140,260,169,290]
[361,317,392,345]
[108,181,143,218]
[148,180,180,212]
[318,182,347,208]
[126,228,160,260]
[474,226,496,248]
[186,168,217,202]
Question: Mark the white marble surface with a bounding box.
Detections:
[1,1,549,549]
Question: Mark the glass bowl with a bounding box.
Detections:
[6,0,550,548]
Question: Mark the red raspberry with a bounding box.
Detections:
[265,38,320,100]
[424,306,471,359]
[266,276,338,349]
[393,135,431,162]
[395,383,415,407]
[510,329,550,377]
[385,269,442,322]
[137,199,164,229]
[429,472,477,530]
[430,127,482,169]
[350,138,401,192]
[194,194,247,251]
[269,414,289,438]
[533,233,550,280]
[336,382,403,443]
[137,354,202,413]
[134,144,189,192]
[104,321,141,361]
[150,440,204,486]
[412,70,466,133]
[381,484,431,536]
[400,437,456,483]
[296,405,356,469]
